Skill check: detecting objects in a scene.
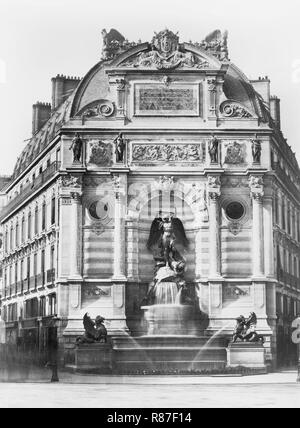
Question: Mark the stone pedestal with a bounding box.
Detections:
[73,343,112,373]
[227,342,266,370]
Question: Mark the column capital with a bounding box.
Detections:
[249,175,264,201]
[207,175,221,200]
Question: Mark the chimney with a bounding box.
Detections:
[32,102,51,135]
[51,74,81,110]
[270,96,281,129]
[251,76,270,106]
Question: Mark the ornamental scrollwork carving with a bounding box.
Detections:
[88,140,112,166]
[220,101,253,118]
[79,100,115,119]
[132,143,205,163]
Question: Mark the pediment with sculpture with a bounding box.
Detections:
[101,28,229,66]
[118,29,210,70]
[104,29,224,71]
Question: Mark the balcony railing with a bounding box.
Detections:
[0,161,61,221]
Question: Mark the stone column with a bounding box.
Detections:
[69,192,82,279]
[249,176,265,278]
[264,193,275,278]
[207,175,221,278]
[111,172,128,335]
[112,174,127,280]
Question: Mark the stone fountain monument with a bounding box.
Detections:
[111,212,227,373]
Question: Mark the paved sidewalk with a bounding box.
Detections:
[0,365,299,384]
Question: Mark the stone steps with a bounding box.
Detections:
[111,336,227,373]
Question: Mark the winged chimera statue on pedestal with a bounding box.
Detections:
[76,313,107,344]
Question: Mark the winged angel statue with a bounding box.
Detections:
[147,213,188,274]
[144,213,192,305]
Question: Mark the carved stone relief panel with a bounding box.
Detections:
[131,141,206,164]
[223,284,251,302]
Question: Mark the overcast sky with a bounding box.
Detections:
[0,0,300,175]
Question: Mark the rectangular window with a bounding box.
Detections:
[27,212,31,240]
[282,200,286,231]
[10,226,13,251]
[15,223,19,248]
[275,194,279,224]
[14,262,18,293]
[20,259,24,292]
[50,245,55,271]
[40,297,46,317]
[21,217,25,243]
[41,249,45,285]
[34,205,39,235]
[49,294,57,316]
[42,202,46,231]
[287,203,291,235]
[4,230,8,252]
[33,253,37,288]
[27,256,30,290]
[51,196,56,225]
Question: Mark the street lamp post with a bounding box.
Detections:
[47,316,60,383]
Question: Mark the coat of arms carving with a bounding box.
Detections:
[121,29,209,70]
[88,140,112,166]
[224,141,245,164]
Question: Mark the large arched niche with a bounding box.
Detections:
[136,192,196,283]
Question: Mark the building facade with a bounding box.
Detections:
[0,28,299,368]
